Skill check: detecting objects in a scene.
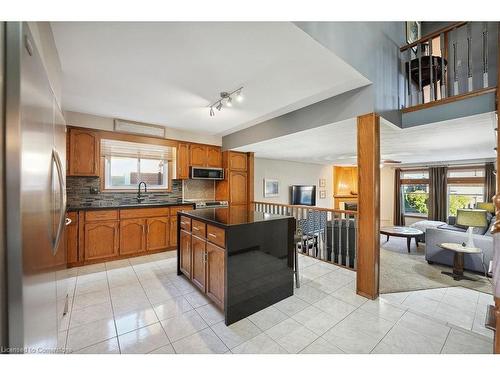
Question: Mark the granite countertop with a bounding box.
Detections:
[180,208,293,227]
[67,200,195,212]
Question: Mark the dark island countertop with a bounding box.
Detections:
[178,208,293,227]
[67,200,195,212]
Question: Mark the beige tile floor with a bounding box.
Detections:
[57,251,495,354]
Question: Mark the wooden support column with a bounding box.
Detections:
[247,152,255,208]
[356,113,380,300]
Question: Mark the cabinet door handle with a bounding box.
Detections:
[208,233,216,238]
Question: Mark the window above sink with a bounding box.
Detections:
[101,139,176,191]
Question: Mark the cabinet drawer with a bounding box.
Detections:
[85,210,119,222]
[207,224,225,248]
[170,205,191,216]
[180,216,191,231]
[120,207,169,219]
[191,219,206,238]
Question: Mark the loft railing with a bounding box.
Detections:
[401,22,498,110]
[252,201,358,270]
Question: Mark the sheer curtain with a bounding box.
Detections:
[429,166,448,222]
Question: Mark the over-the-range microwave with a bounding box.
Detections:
[190,167,225,180]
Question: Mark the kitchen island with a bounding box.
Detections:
[177,208,296,325]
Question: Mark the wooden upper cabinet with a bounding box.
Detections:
[191,235,206,292]
[146,217,169,251]
[206,242,225,309]
[177,143,190,179]
[229,171,248,205]
[207,146,222,168]
[179,229,192,278]
[120,218,146,255]
[84,221,119,261]
[190,144,208,167]
[189,144,222,168]
[68,128,99,176]
[228,152,247,171]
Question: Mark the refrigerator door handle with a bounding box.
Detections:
[52,149,66,255]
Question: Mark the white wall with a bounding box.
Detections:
[64,111,222,146]
[254,158,333,208]
[380,166,395,227]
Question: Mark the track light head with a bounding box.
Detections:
[216,102,223,111]
[236,90,243,102]
[226,96,233,107]
[209,107,215,117]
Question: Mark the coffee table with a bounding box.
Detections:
[439,242,482,281]
[380,226,424,253]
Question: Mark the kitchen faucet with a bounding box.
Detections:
[137,181,147,202]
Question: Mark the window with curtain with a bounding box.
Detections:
[446,167,485,216]
[101,139,176,190]
[400,169,429,217]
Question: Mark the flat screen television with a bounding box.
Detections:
[291,185,316,206]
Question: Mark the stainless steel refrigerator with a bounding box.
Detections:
[4,22,68,353]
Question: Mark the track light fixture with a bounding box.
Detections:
[208,86,243,117]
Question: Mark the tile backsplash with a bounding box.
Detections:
[66,176,183,208]
[182,179,215,201]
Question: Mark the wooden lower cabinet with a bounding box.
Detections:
[120,218,146,255]
[66,212,79,264]
[206,242,225,309]
[191,235,206,291]
[179,229,192,278]
[146,217,169,251]
[71,205,192,266]
[169,215,178,247]
[84,221,119,261]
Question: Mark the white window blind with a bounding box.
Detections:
[100,139,176,161]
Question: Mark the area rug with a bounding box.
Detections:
[379,236,492,294]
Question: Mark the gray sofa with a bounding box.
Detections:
[425,227,492,273]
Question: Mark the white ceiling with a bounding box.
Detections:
[51,22,370,136]
[234,112,497,165]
